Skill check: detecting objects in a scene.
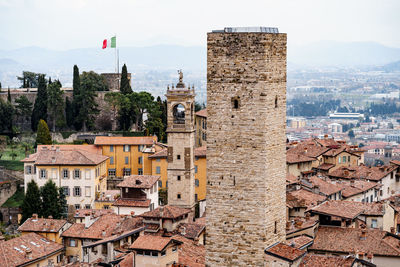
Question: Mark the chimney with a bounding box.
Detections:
[181,227,186,236]
[32,214,38,220]
[51,157,56,163]
[391,227,395,234]
[350,180,355,186]
[360,229,367,240]
[304,147,308,153]
[56,146,60,152]
[48,215,53,219]
[130,211,135,217]
[324,134,328,139]
[25,248,32,259]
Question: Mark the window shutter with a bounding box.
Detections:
[167,147,173,163]
[184,147,191,170]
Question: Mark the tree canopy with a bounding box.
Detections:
[21,180,41,223]
[36,119,52,145]
[47,80,65,131]
[31,74,48,131]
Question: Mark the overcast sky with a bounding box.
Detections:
[1,0,399,50]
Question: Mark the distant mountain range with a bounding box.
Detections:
[0,41,400,87]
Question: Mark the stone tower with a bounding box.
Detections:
[166,71,196,211]
[206,27,287,266]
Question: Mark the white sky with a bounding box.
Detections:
[1,0,399,50]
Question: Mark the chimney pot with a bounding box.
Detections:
[32,214,38,220]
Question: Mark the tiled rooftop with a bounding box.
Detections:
[130,235,181,251]
[141,205,191,219]
[299,254,355,267]
[309,200,385,219]
[94,136,156,145]
[287,189,326,208]
[18,216,67,233]
[116,175,160,189]
[195,108,207,118]
[23,149,108,166]
[265,242,306,262]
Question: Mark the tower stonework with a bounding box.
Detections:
[166,72,196,211]
[206,28,287,266]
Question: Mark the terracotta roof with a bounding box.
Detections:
[286,235,314,249]
[28,149,108,166]
[287,143,329,158]
[130,235,182,251]
[116,175,159,189]
[62,214,135,240]
[303,176,342,196]
[113,198,151,207]
[286,216,319,235]
[173,235,205,267]
[265,242,306,262]
[286,174,300,185]
[94,136,156,145]
[329,165,396,181]
[148,149,167,158]
[37,144,101,154]
[0,233,63,267]
[141,205,191,219]
[309,200,365,219]
[118,253,134,267]
[20,152,38,162]
[287,152,315,164]
[322,146,347,157]
[299,254,355,267]
[74,209,115,218]
[315,138,341,147]
[340,180,379,198]
[287,189,326,208]
[310,226,400,257]
[18,217,67,233]
[195,109,207,118]
[176,223,205,240]
[315,163,335,171]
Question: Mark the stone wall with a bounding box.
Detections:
[206,30,287,266]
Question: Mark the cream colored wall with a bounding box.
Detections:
[383,203,395,232]
[26,251,62,267]
[287,162,312,177]
[134,244,179,267]
[289,207,306,218]
[65,237,83,260]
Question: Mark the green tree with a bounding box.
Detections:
[36,119,52,145]
[31,74,48,131]
[65,97,74,128]
[77,73,100,131]
[0,98,14,132]
[21,180,41,223]
[7,88,11,102]
[80,71,108,92]
[130,92,154,131]
[47,80,65,131]
[120,64,132,94]
[72,65,82,130]
[17,71,42,88]
[15,95,32,124]
[40,180,60,218]
[145,98,165,141]
[0,81,2,90]
[58,187,67,219]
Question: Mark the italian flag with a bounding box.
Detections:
[102,36,116,49]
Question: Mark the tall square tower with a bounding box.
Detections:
[206,27,287,266]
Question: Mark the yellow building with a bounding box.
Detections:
[94,136,158,177]
[22,145,109,210]
[195,109,207,147]
[18,214,71,244]
[0,232,64,267]
[149,146,207,201]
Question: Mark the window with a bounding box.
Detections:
[232,97,240,109]
[25,165,32,174]
[69,239,76,247]
[156,158,161,162]
[177,175,181,181]
[177,155,181,160]
[138,157,143,164]
[338,157,341,163]
[124,145,130,152]
[172,246,177,252]
[177,194,181,199]
[63,169,69,179]
[110,145,114,152]
[51,168,57,179]
[370,195,373,202]
[74,187,81,196]
[108,169,116,177]
[294,207,301,212]
[85,186,91,197]
[158,180,162,187]
[342,156,346,163]
[348,156,350,162]
[195,179,199,187]
[85,169,91,180]
[74,169,80,179]
[110,156,114,165]
[156,166,161,174]
[123,168,131,176]
[63,187,70,196]
[380,190,383,196]
[166,181,168,188]
[388,187,390,194]
[151,251,158,257]
[371,219,378,228]
[195,165,198,173]
[125,156,129,164]
[85,204,91,209]
[195,194,198,202]
[75,204,80,210]
[161,250,166,256]
[138,168,143,175]
[40,169,46,179]
[138,145,144,152]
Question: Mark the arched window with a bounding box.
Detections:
[173,104,185,124]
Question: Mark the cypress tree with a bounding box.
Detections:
[0,81,2,91]
[36,119,52,145]
[72,65,82,130]
[31,74,48,131]
[120,64,132,94]
[58,187,67,219]
[65,97,74,128]
[7,88,11,102]
[40,180,60,218]
[21,180,42,223]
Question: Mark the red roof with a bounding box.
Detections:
[18,217,67,233]
[94,136,156,145]
[116,175,159,189]
[195,109,207,118]
[141,205,191,219]
[130,235,182,251]
[265,242,306,262]
[113,198,151,207]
